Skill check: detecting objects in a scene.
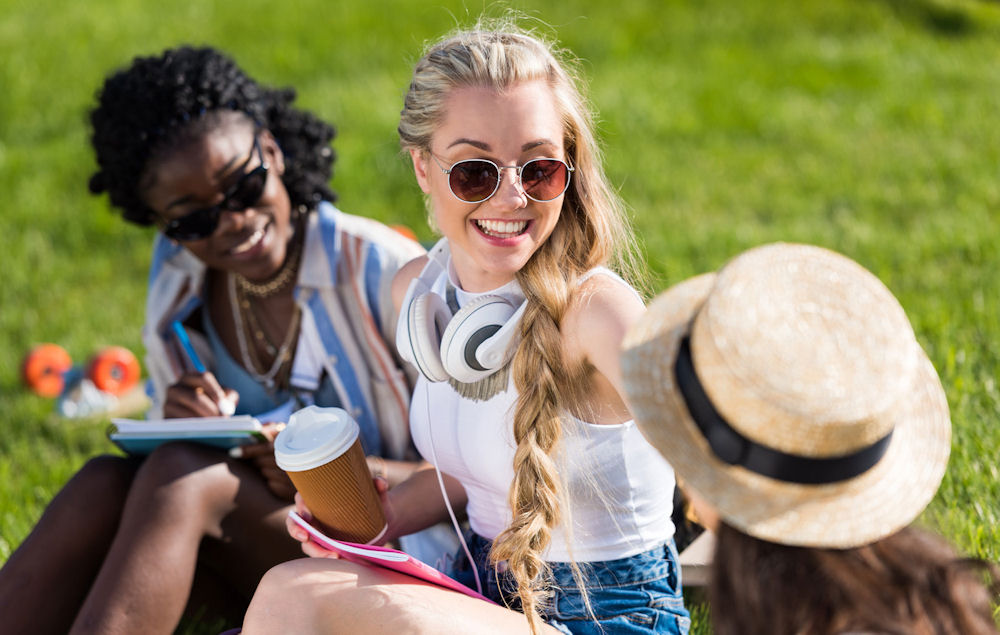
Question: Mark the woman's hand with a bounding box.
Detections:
[283,472,395,557]
[372,472,397,545]
[285,493,342,559]
[234,422,296,501]
[163,371,238,418]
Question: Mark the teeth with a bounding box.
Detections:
[475,219,527,237]
[231,228,264,254]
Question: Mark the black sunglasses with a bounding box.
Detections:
[161,135,269,241]
[430,155,574,203]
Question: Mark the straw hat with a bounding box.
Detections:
[621,243,950,548]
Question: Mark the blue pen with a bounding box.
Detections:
[171,320,207,374]
[171,320,237,416]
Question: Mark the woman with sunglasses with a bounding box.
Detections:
[0,46,432,634]
[243,21,690,635]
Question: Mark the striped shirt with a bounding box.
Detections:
[142,202,425,460]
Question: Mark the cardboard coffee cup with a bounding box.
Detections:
[275,405,387,544]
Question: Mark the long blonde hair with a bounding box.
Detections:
[399,20,641,632]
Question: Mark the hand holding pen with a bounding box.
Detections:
[164,321,239,418]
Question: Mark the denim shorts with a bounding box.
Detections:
[449,533,690,635]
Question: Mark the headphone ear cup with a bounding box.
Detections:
[440,295,517,383]
[406,292,452,382]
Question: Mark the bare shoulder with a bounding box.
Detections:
[562,272,646,363]
[391,256,430,312]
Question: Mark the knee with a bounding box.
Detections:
[77,455,137,490]
[246,558,419,634]
[130,443,237,513]
[254,559,336,599]
[253,560,303,601]
[67,455,137,511]
[140,442,217,482]
[244,560,335,632]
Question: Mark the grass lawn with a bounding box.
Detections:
[1,0,998,632]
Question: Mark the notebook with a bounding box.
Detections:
[108,416,265,455]
[288,510,493,603]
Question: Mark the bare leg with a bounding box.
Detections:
[0,455,139,635]
[243,558,560,635]
[70,442,299,635]
[185,468,306,623]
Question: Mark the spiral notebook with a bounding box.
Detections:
[288,511,493,603]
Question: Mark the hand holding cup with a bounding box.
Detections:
[274,406,387,544]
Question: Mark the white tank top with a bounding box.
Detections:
[409,263,676,562]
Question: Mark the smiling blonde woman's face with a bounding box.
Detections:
[410,80,567,293]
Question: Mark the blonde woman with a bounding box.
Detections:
[243,23,690,635]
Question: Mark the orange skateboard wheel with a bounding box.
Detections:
[22,343,73,398]
[88,346,141,396]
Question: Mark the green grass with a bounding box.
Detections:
[2,0,999,632]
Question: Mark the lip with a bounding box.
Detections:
[225,221,271,260]
[471,218,532,245]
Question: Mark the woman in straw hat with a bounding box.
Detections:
[242,20,690,635]
[621,242,1000,635]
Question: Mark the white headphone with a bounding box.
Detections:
[396,239,526,384]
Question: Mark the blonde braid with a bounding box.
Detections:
[491,230,576,632]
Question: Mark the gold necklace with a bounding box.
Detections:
[235,229,303,298]
[228,273,301,389]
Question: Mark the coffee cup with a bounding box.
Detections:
[274,405,387,544]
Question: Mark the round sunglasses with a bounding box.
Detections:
[431,154,574,203]
[161,135,269,241]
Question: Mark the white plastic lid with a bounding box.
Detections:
[274,405,360,472]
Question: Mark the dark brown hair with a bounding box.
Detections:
[710,522,1000,635]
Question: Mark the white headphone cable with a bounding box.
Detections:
[424,381,483,596]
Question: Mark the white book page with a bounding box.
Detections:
[110,416,262,434]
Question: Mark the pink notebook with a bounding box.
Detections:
[288,511,494,604]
